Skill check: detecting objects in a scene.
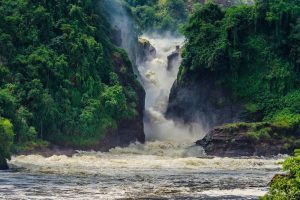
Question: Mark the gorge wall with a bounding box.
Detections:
[166,74,243,132]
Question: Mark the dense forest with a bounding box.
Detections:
[0,0,145,167]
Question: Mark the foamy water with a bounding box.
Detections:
[137,35,206,142]
[4,142,284,199]
[8,142,283,175]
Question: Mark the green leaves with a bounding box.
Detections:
[0,118,14,165]
[101,85,128,120]
[262,153,300,200]
[182,3,227,72]
[126,0,188,33]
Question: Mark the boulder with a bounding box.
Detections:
[0,157,8,170]
[167,45,180,71]
[137,37,156,63]
[196,122,299,157]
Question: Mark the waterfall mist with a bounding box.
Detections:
[102,0,139,66]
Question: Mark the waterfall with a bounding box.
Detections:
[103,0,205,143]
[137,35,205,142]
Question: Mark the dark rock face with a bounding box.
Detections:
[0,157,8,170]
[166,73,242,131]
[137,38,156,64]
[197,123,298,156]
[167,46,180,71]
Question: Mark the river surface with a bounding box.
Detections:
[1,141,284,200]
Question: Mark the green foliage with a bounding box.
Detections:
[223,122,272,140]
[223,121,300,151]
[271,109,300,131]
[180,1,300,126]
[248,127,272,141]
[223,122,252,130]
[0,118,14,168]
[261,150,300,200]
[0,0,139,147]
[125,0,188,33]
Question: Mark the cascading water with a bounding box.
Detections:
[103,0,206,148]
[137,35,205,143]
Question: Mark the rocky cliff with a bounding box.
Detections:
[0,158,9,170]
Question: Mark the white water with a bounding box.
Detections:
[137,35,205,143]
[5,146,284,199]
[9,147,283,175]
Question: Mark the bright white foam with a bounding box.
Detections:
[137,35,206,143]
[9,142,284,176]
[198,188,268,197]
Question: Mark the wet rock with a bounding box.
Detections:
[166,73,242,131]
[137,37,156,63]
[167,46,180,71]
[196,122,299,157]
[0,157,8,170]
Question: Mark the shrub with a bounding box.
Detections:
[271,109,300,131]
[261,149,300,200]
[0,118,14,169]
[248,127,272,141]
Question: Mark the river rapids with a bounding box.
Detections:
[3,141,284,199]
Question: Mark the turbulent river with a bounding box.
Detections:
[2,36,285,200]
[3,142,284,200]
